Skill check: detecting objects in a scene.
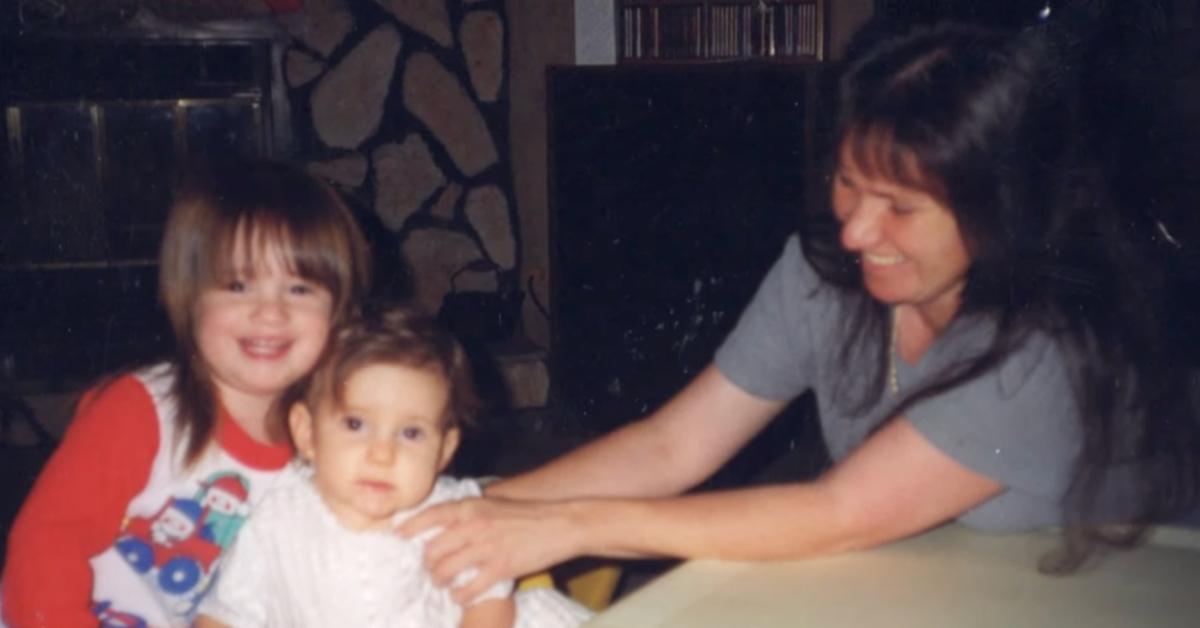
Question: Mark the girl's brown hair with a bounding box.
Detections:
[159,160,371,463]
[297,305,479,432]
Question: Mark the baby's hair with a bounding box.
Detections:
[300,305,480,431]
[159,159,371,464]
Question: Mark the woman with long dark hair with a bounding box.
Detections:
[403,19,1200,598]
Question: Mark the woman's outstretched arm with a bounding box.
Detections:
[492,364,787,501]
[557,417,1004,562]
[402,366,1003,603]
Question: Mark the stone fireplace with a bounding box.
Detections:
[279,0,548,407]
[282,0,519,321]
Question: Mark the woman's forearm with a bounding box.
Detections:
[490,365,786,501]
[489,417,695,501]
[414,418,1002,601]
[416,480,861,605]
[561,482,857,562]
[559,418,1005,562]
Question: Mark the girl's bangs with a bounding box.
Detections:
[202,216,290,282]
[208,212,341,288]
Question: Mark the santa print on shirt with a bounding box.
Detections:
[97,471,253,622]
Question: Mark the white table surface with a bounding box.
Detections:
[586,523,1200,627]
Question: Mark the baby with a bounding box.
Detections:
[196,306,590,627]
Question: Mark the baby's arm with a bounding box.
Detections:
[460,596,516,628]
[194,615,231,628]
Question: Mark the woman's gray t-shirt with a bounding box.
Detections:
[714,235,1082,531]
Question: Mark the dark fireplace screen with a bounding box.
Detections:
[1,38,272,387]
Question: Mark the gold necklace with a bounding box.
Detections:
[888,306,900,396]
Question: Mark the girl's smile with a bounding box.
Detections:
[194,234,333,438]
[238,337,294,360]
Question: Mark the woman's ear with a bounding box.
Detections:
[288,402,317,461]
[437,427,461,472]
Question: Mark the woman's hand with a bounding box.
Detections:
[399,496,581,604]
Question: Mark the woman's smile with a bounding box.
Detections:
[861,252,906,267]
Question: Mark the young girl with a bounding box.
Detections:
[1,160,370,627]
[196,306,590,628]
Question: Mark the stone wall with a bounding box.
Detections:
[279,0,519,323]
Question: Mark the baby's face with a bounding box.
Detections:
[291,363,459,531]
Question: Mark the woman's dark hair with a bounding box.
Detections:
[801,21,1199,571]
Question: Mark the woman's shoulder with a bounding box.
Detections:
[740,234,842,325]
[772,234,826,291]
[713,234,850,400]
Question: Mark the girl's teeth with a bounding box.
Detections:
[241,339,289,356]
[245,340,285,349]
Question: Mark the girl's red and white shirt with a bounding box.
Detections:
[2,363,296,628]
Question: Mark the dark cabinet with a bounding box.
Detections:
[548,63,835,432]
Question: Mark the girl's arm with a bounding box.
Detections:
[1,376,160,627]
[460,597,515,628]
[404,367,1003,603]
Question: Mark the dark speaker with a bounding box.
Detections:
[548,64,830,432]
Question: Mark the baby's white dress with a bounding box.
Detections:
[199,474,591,627]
